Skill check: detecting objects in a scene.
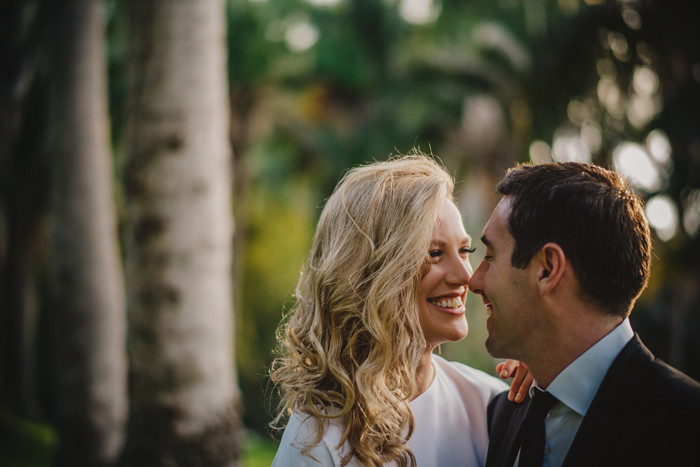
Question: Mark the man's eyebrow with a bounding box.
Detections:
[480,235,492,248]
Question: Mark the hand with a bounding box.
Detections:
[497,360,533,403]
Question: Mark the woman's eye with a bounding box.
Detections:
[429,250,442,258]
[461,246,476,254]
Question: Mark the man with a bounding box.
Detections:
[469,162,700,467]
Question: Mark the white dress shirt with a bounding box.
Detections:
[516,318,634,467]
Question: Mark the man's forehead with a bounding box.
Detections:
[482,198,514,246]
[493,197,514,220]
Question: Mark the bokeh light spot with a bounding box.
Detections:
[597,76,624,117]
[567,99,588,126]
[529,140,552,165]
[306,0,342,7]
[580,123,602,153]
[683,190,700,237]
[646,195,678,242]
[399,0,441,25]
[607,31,629,61]
[646,129,672,164]
[622,7,642,30]
[633,66,659,96]
[613,142,661,192]
[553,133,591,163]
[627,94,660,129]
[285,20,319,52]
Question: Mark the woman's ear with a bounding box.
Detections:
[536,242,566,296]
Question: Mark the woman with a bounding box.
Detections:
[270,154,530,467]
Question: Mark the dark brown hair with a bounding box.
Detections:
[497,162,652,317]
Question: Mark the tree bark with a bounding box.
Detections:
[48,0,127,465]
[121,0,240,465]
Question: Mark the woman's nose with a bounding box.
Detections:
[446,257,472,285]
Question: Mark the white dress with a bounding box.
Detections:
[271,355,508,467]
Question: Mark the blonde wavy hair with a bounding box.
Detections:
[270,153,455,466]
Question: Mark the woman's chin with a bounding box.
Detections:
[434,325,469,348]
[451,327,469,342]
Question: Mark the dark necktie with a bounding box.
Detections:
[518,389,559,467]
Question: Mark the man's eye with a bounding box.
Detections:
[461,247,476,254]
[429,250,442,258]
[483,255,493,260]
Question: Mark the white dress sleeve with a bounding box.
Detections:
[271,412,338,467]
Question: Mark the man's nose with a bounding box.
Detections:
[468,261,485,294]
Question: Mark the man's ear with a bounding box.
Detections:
[535,243,566,296]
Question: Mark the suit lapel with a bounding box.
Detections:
[499,400,529,467]
[486,392,532,467]
[487,396,531,467]
[561,335,650,467]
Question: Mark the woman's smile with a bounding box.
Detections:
[427,294,466,315]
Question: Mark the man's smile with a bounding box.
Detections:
[483,300,493,317]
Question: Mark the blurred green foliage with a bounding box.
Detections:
[0,411,276,467]
[241,432,279,467]
[237,175,315,431]
[0,409,54,467]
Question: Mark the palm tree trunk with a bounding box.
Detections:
[121,0,240,465]
[49,0,127,465]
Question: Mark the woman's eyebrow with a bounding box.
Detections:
[430,236,472,247]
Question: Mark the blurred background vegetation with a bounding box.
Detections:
[2,0,699,465]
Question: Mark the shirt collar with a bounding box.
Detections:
[530,318,634,416]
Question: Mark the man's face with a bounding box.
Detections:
[468,197,539,359]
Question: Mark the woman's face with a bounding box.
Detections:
[418,198,473,349]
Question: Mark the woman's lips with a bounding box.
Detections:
[427,295,466,315]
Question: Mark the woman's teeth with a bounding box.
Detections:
[429,297,463,309]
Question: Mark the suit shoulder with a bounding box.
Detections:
[647,356,700,403]
[620,337,700,411]
[487,390,522,434]
[487,390,523,416]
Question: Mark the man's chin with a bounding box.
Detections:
[485,337,505,359]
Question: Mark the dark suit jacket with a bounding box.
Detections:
[485,335,700,467]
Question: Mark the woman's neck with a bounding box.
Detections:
[411,349,436,401]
